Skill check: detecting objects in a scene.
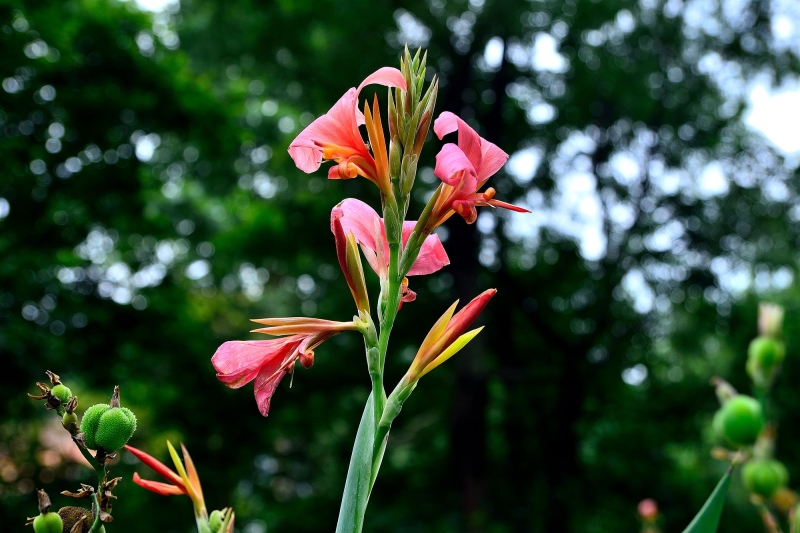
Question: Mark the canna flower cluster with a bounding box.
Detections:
[211,46,529,530]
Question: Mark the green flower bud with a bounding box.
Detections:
[63,411,78,429]
[208,510,224,532]
[747,337,785,377]
[742,459,789,497]
[32,512,62,533]
[94,407,137,451]
[80,404,111,450]
[50,384,72,404]
[717,395,763,446]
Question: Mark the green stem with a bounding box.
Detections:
[88,493,103,533]
[72,439,106,531]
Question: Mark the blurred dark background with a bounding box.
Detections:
[3,0,800,531]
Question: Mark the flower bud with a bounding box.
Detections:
[742,459,788,498]
[51,384,72,404]
[747,336,785,385]
[209,510,224,532]
[715,395,763,446]
[637,498,658,522]
[758,302,784,338]
[94,407,137,451]
[389,138,401,181]
[80,404,111,450]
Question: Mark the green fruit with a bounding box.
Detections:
[718,395,763,446]
[748,337,785,372]
[80,404,111,450]
[742,459,789,497]
[32,512,63,533]
[50,384,72,404]
[94,407,137,451]
[209,510,224,532]
[63,411,78,429]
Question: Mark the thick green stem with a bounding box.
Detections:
[88,494,104,533]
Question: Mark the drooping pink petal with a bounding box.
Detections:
[434,143,478,188]
[357,67,407,93]
[288,89,361,174]
[253,365,290,417]
[212,338,300,389]
[401,221,450,276]
[477,139,509,185]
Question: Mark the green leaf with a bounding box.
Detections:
[682,465,734,533]
[336,392,376,533]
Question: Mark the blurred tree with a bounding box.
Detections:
[2,0,800,532]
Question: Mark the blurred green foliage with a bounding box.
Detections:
[2,0,800,532]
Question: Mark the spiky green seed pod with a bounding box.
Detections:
[209,510,224,532]
[742,459,789,498]
[50,384,72,404]
[717,395,763,446]
[80,404,111,450]
[94,407,137,451]
[58,506,92,533]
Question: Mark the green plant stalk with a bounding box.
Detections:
[72,438,106,532]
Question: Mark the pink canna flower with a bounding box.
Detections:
[331,198,449,282]
[288,67,406,195]
[212,318,358,416]
[406,289,496,381]
[426,112,529,230]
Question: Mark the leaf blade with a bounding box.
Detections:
[335,392,375,533]
[682,464,734,533]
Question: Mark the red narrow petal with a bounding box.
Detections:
[125,445,186,489]
[485,199,531,213]
[132,472,185,496]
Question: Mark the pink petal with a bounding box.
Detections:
[212,338,300,389]
[288,89,361,173]
[334,199,388,275]
[434,144,478,189]
[433,111,508,184]
[355,67,407,125]
[476,139,509,185]
[253,365,289,417]
[402,222,450,276]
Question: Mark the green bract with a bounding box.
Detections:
[209,510,224,532]
[32,512,63,533]
[717,395,763,446]
[50,384,72,404]
[80,404,111,450]
[94,407,137,451]
[742,459,789,497]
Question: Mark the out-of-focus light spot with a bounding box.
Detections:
[176,219,195,235]
[527,102,556,124]
[483,36,504,70]
[48,123,65,139]
[0,198,9,220]
[531,33,568,72]
[135,32,155,56]
[134,0,179,13]
[507,147,542,184]
[226,65,241,80]
[185,259,211,280]
[773,15,794,39]
[39,85,56,102]
[30,160,46,175]
[46,139,62,154]
[3,77,22,93]
[261,100,278,116]
[697,161,729,198]
[278,117,296,133]
[249,80,265,95]
[64,157,82,174]
[24,40,49,59]
[132,132,161,162]
[622,364,648,386]
[389,9,432,49]
[746,81,800,154]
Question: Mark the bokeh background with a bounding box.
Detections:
[3,0,800,531]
